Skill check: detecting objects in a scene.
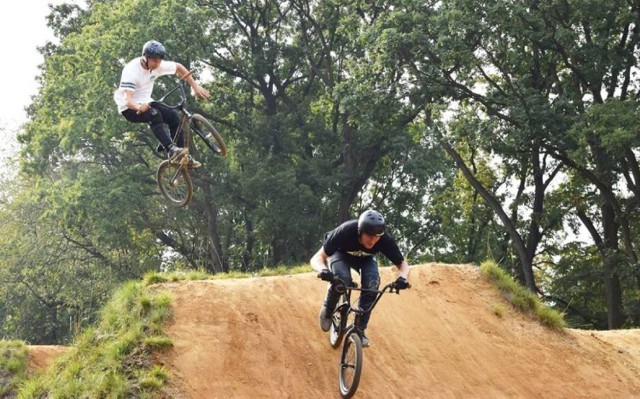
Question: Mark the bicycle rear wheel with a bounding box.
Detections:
[330,302,349,349]
[339,332,363,398]
[157,160,193,207]
[190,114,227,156]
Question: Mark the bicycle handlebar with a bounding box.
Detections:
[156,80,187,107]
[331,277,411,295]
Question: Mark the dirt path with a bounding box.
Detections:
[156,263,640,398]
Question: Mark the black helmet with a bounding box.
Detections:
[142,40,166,59]
[358,210,385,237]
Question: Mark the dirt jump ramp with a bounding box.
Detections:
[156,263,640,398]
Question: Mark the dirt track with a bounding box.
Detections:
[152,263,640,398]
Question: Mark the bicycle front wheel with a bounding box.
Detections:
[157,160,193,207]
[339,332,363,398]
[191,114,227,156]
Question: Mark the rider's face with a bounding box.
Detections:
[359,232,381,249]
[142,56,163,71]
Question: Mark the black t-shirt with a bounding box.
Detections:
[323,220,405,266]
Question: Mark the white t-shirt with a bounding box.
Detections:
[113,57,177,112]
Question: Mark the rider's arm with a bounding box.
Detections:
[175,63,211,100]
[123,89,150,113]
[396,259,410,280]
[310,247,330,273]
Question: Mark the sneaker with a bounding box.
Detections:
[319,305,332,332]
[188,155,202,169]
[168,144,188,162]
[360,331,371,348]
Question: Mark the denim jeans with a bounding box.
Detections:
[324,252,380,330]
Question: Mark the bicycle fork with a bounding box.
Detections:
[169,156,190,186]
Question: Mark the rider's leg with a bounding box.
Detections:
[152,103,182,147]
[121,108,186,159]
[148,108,187,160]
[355,257,380,332]
[147,108,173,149]
[150,103,200,167]
[318,253,353,331]
[325,253,353,311]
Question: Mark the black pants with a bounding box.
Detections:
[121,102,181,148]
[324,252,381,330]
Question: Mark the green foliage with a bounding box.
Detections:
[0,340,28,397]
[142,263,312,286]
[3,0,640,341]
[17,281,173,398]
[480,261,566,330]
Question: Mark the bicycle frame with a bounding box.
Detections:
[154,72,226,206]
[333,279,402,338]
[155,79,193,148]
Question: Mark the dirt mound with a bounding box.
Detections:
[27,345,68,371]
[156,263,640,398]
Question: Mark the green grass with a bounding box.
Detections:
[480,260,566,330]
[17,281,174,398]
[491,304,505,318]
[142,263,313,286]
[0,340,29,397]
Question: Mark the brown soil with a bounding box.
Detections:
[26,345,68,371]
[155,263,640,398]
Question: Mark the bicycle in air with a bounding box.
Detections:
[326,277,410,398]
[155,71,227,207]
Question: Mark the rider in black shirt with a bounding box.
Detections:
[310,210,410,347]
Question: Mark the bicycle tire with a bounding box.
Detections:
[339,332,363,398]
[190,114,227,157]
[330,302,349,349]
[157,160,193,207]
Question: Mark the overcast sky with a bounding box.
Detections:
[0,1,74,166]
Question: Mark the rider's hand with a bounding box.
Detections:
[193,85,211,100]
[137,103,150,114]
[394,276,410,290]
[317,269,334,282]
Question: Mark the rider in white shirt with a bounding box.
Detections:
[114,40,210,167]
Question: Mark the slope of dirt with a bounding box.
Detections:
[26,345,68,371]
[156,263,640,398]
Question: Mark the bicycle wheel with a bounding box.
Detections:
[157,159,193,207]
[190,114,227,156]
[339,332,363,398]
[330,302,349,349]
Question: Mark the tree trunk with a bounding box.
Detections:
[440,139,538,292]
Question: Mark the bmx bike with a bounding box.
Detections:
[327,277,410,398]
[155,71,227,207]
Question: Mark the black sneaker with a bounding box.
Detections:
[319,305,332,332]
[168,144,188,162]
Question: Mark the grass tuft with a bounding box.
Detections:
[491,304,505,318]
[17,281,174,398]
[480,260,566,330]
[142,263,313,286]
[0,340,28,397]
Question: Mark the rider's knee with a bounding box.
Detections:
[148,108,163,125]
[365,276,380,290]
